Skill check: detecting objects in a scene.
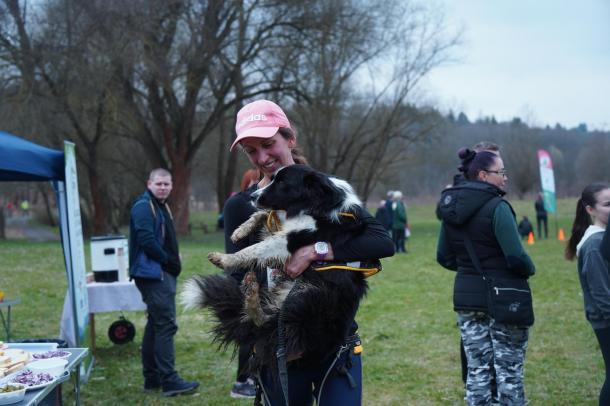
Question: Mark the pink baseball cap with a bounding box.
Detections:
[231,99,292,151]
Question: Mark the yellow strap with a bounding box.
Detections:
[266,210,282,232]
[337,212,356,220]
[313,264,380,278]
[353,345,363,354]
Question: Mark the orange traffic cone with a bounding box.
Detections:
[558,228,565,241]
[527,232,535,245]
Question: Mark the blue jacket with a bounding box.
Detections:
[129,190,180,278]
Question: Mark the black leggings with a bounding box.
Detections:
[236,345,251,382]
[594,326,610,406]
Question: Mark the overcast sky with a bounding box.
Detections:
[423,0,610,130]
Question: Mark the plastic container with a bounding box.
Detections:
[27,358,68,378]
[91,235,129,283]
[0,383,26,405]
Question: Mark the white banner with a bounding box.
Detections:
[537,149,556,214]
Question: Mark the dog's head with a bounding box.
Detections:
[253,165,361,219]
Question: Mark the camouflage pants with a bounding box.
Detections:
[457,311,529,406]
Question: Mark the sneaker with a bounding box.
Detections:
[230,379,256,399]
[162,379,200,397]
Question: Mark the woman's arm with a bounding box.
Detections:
[436,223,457,270]
[331,207,395,261]
[223,192,257,254]
[285,207,394,278]
[583,249,610,320]
[494,201,536,276]
[222,191,257,281]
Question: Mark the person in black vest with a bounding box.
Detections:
[535,193,548,239]
[439,141,501,395]
[437,148,535,406]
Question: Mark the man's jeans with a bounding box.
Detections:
[135,272,179,385]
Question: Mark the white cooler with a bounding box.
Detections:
[91,235,129,282]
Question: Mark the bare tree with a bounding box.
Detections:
[285,0,459,202]
[0,0,133,234]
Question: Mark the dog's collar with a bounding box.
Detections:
[265,210,357,232]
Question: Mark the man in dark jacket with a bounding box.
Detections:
[129,168,199,397]
[535,193,548,239]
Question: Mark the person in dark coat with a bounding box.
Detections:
[535,193,548,239]
[375,200,392,232]
[518,216,533,239]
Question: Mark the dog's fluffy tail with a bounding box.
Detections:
[180,274,257,349]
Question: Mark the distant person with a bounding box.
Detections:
[518,216,534,239]
[391,191,408,253]
[384,191,394,233]
[535,193,548,239]
[5,202,14,218]
[437,148,535,406]
[472,141,500,155]
[375,200,391,232]
[20,200,29,217]
[129,168,199,397]
[565,182,610,406]
[240,168,261,192]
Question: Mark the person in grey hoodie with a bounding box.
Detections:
[565,182,610,406]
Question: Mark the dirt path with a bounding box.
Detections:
[5,216,60,242]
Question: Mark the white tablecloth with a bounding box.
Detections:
[60,281,146,347]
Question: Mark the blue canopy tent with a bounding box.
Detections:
[0,132,65,181]
[0,131,92,379]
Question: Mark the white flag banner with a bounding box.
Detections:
[537,149,556,214]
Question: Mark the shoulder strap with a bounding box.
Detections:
[133,197,157,219]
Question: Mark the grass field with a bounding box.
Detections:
[1,198,605,405]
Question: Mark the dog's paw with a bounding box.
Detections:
[230,227,250,243]
[207,252,226,269]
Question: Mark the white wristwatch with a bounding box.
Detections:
[314,241,329,261]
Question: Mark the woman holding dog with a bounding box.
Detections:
[437,148,535,406]
[223,99,394,405]
[565,182,610,406]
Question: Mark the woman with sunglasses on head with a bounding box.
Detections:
[222,99,394,405]
[437,148,535,406]
[566,182,610,406]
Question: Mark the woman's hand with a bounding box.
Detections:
[284,243,334,278]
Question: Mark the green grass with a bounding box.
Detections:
[0,198,604,405]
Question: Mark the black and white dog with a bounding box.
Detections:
[180,165,375,369]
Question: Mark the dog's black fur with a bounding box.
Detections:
[181,165,370,370]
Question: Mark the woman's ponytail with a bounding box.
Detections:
[565,198,591,260]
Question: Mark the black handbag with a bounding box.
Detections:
[462,234,535,327]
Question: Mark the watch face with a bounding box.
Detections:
[315,242,328,256]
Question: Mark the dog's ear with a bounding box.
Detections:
[304,171,344,215]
